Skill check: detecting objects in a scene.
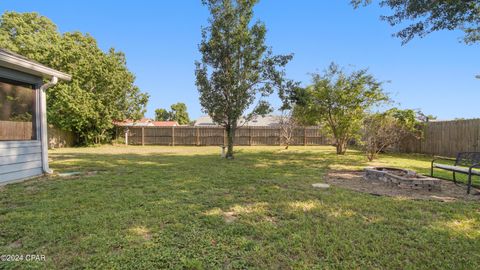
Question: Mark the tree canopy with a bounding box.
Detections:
[154,102,190,125]
[0,11,149,144]
[295,63,389,154]
[195,0,296,159]
[169,102,190,125]
[352,0,480,44]
[155,108,171,121]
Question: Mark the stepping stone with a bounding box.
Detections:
[58,172,81,177]
[312,183,330,189]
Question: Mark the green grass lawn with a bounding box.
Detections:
[1,146,479,269]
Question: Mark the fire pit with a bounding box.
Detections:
[364,167,441,191]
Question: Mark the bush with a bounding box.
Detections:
[363,108,422,161]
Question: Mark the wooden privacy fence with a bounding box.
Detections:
[122,126,330,146]
[1,121,76,148]
[47,125,77,148]
[0,120,34,140]
[398,119,480,157]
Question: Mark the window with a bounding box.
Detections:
[0,78,37,141]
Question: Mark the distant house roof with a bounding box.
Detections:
[113,118,152,127]
[246,115,282,127]
[194,115,281,127]
[0,49,71,81]
[194,115,217,126]
[152,121,178,127]
[114,118,179,127]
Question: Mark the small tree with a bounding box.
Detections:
[297,63,389,155]
[363,108,422,161]
[279,110,298,149]
[195,0,295,159]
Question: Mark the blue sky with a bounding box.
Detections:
[1,0,479,120]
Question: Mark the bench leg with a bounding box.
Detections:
[467,173,472,194]
[453,171,457,184]
[430,165,434,177]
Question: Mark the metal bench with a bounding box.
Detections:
[431,152,480,194]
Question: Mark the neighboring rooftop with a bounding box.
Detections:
[152,121,178,127]
[246,115,282,127]
[194,115,282,127]
[194,115,217,126]
[114,118,180,127]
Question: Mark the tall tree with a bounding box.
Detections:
[169,102,190,125]
[0,12,60,63]
[351,0,480,45]
[155,108,170,121]
[0,12,149,144]
[296,63,389,155]
[195,0,296,159]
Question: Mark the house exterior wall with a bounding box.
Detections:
[0,141,43,184]
[0,66,44,184]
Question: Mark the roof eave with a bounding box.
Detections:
[0,50,71,81]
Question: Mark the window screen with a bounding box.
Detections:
[0,78,37,141]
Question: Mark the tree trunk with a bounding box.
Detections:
[366,151,374,161]
[226,126,235,159]
[336,139,347,155]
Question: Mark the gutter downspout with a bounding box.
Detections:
[39,76,58,174]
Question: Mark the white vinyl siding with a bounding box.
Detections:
[0,141,43,184]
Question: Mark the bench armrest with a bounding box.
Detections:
[469,163,480,171]
[432,156,456,164]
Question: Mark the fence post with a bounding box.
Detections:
[172,126,175,146]
[196,127,200,146]
[477,123,480,152]
[304,127,307,146]
[141,127,145,146]
[249,127,252,146]
[125,128,128,145]
[223,128,227,146]
[278,127,281,146]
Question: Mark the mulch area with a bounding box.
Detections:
[324,170,480,202]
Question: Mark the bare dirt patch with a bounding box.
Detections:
[223,211,237,223]
[129,226,152,241]
[7,239,22,248]
[55,170,103,179]
[325,170,480,202]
